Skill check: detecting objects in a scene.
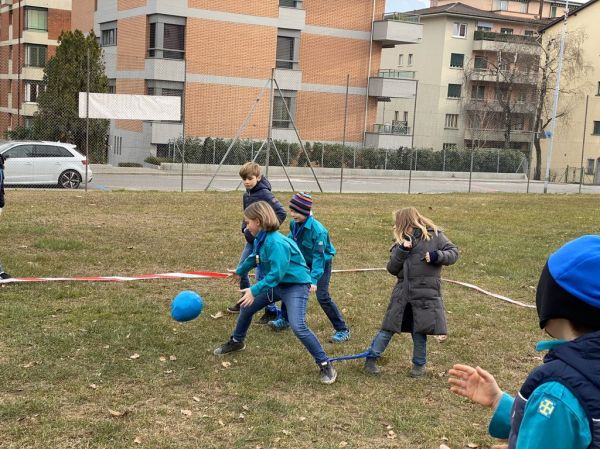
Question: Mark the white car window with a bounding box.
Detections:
[3,145,35,159]
[35,145,73,158]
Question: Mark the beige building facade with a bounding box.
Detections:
[80,0,423,164]
[540,0,600,182]
[379,3,551,154]
[0,0,72,133]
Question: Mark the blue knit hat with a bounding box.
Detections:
[536,235,600,329]
[289,192,313,217]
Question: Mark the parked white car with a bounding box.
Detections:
[0,141,92,189]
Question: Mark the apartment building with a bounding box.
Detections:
[431,0,583,19]
[0,0,71,134]
[78,0,423,165]
[539,0,600,182]
[379,2,549,153]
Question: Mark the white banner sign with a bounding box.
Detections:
[78,93,181,121]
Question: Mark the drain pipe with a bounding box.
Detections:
[362,0,376,146]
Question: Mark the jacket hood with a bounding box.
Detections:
[547,331,600,389]
[249,176,272,193]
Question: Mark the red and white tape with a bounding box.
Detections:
[0,267,534,309]
[0,271,230,284]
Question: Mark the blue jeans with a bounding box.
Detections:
[279,260,348,332]
[367,329,427,367]
[238,242,277,314]
[232,283,329,364]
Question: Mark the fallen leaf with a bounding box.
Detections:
[467,444,479,448]
[239,413,245,420]
[130,353,140,360]
[387,430,397,439]
[108,408,128,417]
[169,355,177,361]
[181,409,192,417]
[386,425,393,430]
[440,445,451,449]
[89,383,98,390]
[134,437,142,444]
[103,345,110,349]
[22,362,36,368]
[221,361,231,368]
[210,311,224,319]
[299,416,306,421]
[339,442,348,448]
[282,429,290,435]
[193,396,201,402]
[159,356,167,362]
[242,405,250,411]
[218,419,225,426]
[164,370,173,374]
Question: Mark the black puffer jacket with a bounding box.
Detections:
[380,229,459,335]
[241,177,286,243]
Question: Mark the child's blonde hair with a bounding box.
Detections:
[244,201,280,231]
[239,162,261,180]
[393,207,438,243]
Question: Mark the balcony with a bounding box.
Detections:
[469,69,538,85]
[145,59,185,82]
[365,122,412,149]
[151,122,183,145]
[369,71,417,99]
[21,102,39,116]
[473,31,540,55]
[21,66,44,81]
[463,99,536,114]
[465,128,533,143]
[278,1,305,30]
[274,68,302,91]
[372,13,422,47]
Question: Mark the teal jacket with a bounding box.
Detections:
[288,215,336,285]
[236,230,311,297]
[488,340,592,449]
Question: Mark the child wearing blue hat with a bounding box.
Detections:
[268,192,351,343]
[214,201,337,384]
[448,235,600,449]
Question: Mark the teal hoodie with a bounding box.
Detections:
[236,230,311,297]
[288,215,336,285]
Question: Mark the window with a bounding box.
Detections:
[403,111,409,122]
[550,5,558,17]
[450,53,464,68]
[100,22,117,46]
[24,44,47,67]
[279,0,303,7]
[276,29,300,69]
[272,90,296,128]
[499,0,509,10]
[24,7,47,31]
[445,114,459,129]
[517,89,527,103]
[474,56,488,70]
[443,143,457,151]
[525,30,536,37]
[398,54,404,66]
[394,111,399,121]
[593,121,600,135]
[108,79,116,94]
[586,159,595,175]
[34,145,73,158]
[471,84,485,99]
[24,81,44,102]
[512,114,524,130]
[453,22,467,38]
[3,145,35,159]
[477,25,492,31]
[447,84,461,98]
[500,28,514,34]
[148,15,185,60]
[408,54,413,65]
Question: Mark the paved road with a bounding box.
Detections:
[89,172,600,194]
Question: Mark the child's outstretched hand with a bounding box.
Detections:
[448,364,502,409]
[227,269,241,285]
[238,288,254,307]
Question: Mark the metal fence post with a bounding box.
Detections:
[468,146,474,193]
[442,147,446,172]
[496,148,500,173]
[408,148,413,194]
[213,140,216,164]
[353,147,356,168]
[287,142,290,166]
[384,149,388,170]
[414,147,418,171]
[321,143,324,167]
[251,140,254,161]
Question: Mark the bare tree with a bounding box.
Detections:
[532,29,588,179]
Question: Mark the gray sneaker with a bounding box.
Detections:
[319,361,337,384]
[213,338,246,355]
[363,358,381,375]
[409,364,426,377]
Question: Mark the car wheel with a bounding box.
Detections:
[58,170,82,189]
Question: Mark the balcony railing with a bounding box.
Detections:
[474,30,538,45]
[382,12,420,23]
[377,69,416,79]
[373,122,410,135]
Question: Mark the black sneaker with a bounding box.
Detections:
[256,310,278,325]
[363,358,381,375]
[0,271,10,280]
[319,361,337,384]
[213,338,246,356]
[226,303,241,314]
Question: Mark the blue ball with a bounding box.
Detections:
[171,290,204,322]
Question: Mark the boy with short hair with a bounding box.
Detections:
[448,235,600,449]
[226,162,286,324]
[269,192,350,343]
